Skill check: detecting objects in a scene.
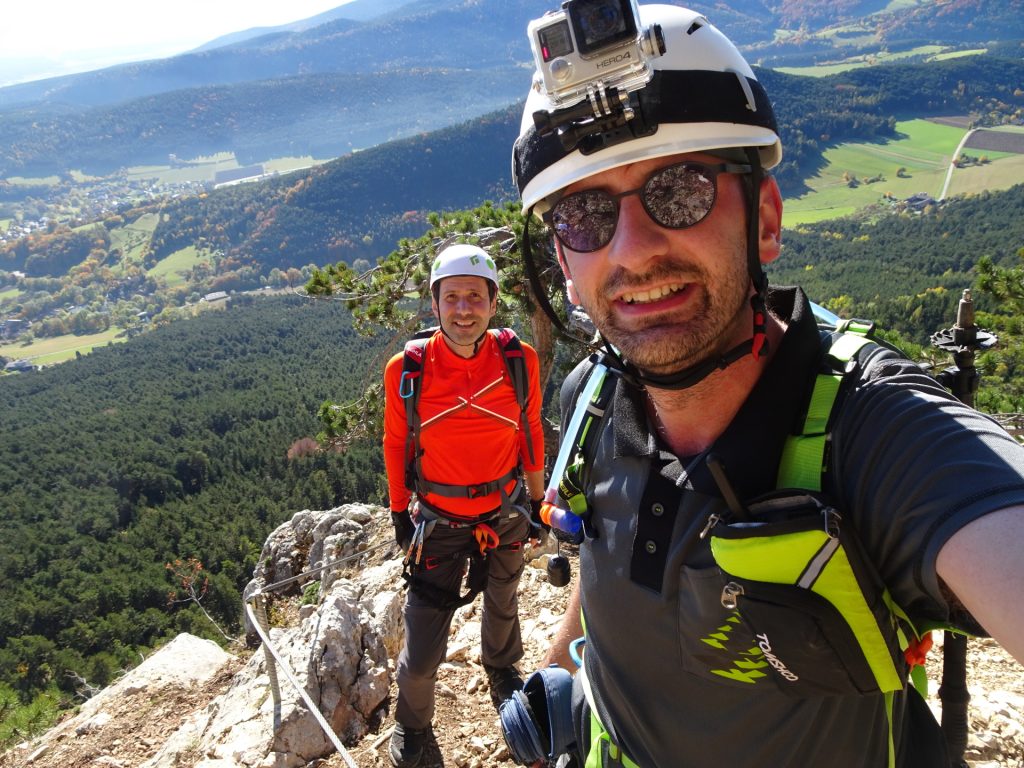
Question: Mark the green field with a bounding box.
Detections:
[3,175,60,187]
[0,327,126,366]
[147,246,214,287]
[109,212,160,270]
[931,49,987,62]
[774,46,985,78]
[783,119,965,225]
[124,153,326,184]
[775,46,949,77]
[948,153,1024,197]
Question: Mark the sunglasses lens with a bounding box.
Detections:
[551,163,723,252]
[644,164,716,228]
[552,191,618,253]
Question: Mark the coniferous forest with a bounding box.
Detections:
[0,295,388,703]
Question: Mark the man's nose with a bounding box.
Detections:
[605,194,670,269]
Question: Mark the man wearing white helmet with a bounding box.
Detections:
[382,243,546,767]
[510,2,1024,766]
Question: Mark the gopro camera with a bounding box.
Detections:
[528,0,665,111]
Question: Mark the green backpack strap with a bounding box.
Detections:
[777,319,876,491]
[775,320,944,767]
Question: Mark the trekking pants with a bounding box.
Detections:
[395,510,529,729]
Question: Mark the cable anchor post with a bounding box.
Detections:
[929,288,998,768]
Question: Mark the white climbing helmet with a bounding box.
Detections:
[512,3,783,216]
[429,244,499,292]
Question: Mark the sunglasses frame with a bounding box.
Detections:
[546,161,752,253]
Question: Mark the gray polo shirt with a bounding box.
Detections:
[561,286,1024,767]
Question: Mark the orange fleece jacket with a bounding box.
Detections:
[383,330,544,519]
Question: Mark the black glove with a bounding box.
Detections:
[391,508,414,551]
[529,498,550,533]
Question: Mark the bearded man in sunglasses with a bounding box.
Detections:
[510,4,1024,767]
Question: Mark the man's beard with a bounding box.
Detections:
[590,261,751,377]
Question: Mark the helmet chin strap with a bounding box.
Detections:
[598,330,755,391]
[521,148,771,392]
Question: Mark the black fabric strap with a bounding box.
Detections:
[514,69,777,196]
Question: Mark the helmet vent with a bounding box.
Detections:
[729,69,758,113]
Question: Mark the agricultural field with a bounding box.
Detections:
[0,327,125,366]
[774,45,953,77]
[109,212,160,270]
[123,152,325,185]
[964,126,1024,155]
[949,127,1024,197]
[147,246,214,288]
[2,175,60,187]
[780,119,1016,225]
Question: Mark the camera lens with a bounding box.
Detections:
[569,0,637,55]
[579,0,623,41]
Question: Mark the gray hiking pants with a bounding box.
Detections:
[395,509,529,729]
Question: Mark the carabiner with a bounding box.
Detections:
[399,370,417,399]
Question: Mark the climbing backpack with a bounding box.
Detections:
[399,326,536,512]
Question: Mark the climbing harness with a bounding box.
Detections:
[395,326,537,611]
[399,499,526,612]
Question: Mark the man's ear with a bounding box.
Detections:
[758,176,783,266]
[555,242,581,305]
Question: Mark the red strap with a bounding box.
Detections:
[904,631,934,669]
[474,523,500,555]
[751,309,767,360]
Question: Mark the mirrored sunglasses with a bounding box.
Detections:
[548,161,752,253]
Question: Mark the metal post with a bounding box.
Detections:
[929,289,997,768]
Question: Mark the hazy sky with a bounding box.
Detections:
[0,0,355,87]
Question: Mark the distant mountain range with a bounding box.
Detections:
[0,0,1020,178]
[190,0,414,51]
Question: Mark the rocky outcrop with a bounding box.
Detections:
[149,503,404,768]
[5,634,237,768]
[8,503,405,768]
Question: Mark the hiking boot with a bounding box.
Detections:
[484,664,524,710]
[389,722,431,768]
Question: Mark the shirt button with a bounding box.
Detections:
[651,503,664,517]
[645,540,657,554]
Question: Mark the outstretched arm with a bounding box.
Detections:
[542,580,583,672]
[936,505,1024,664]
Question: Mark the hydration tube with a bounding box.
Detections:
[538,362,610,537]
[810,300,840,327]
